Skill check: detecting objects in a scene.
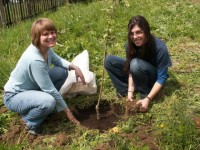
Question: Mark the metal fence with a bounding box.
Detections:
[0,0,66,27]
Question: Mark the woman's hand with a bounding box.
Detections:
[136,97,150,112]
[74,67,86,84]
[64,108,80,125]
[69,64,86,85]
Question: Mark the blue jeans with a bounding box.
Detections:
[3,67,67,130]
[104,55,157,98]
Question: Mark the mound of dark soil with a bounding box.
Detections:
[0,102,125,145]
[76,104,122,132]
[0,100,159,149]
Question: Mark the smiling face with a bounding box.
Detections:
[39,30,57,51]
[31,18,57,50]
[130,25,145,47]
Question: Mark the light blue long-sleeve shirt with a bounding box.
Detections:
[4,44,71,112]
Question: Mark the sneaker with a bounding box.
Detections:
[25,126,41,135]
[20,118,41,135]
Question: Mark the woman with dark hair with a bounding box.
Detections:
[3,18,85,135]
[104,15,172,112]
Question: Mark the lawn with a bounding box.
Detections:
[0,0,200,149]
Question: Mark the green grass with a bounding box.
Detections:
[0,0,200,149]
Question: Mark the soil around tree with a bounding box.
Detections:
[0,101,123,145]
[75,103,122,132]
[0,74,196,146]
[0,100,174,149]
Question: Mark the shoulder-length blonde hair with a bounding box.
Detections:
[31,18,57,47]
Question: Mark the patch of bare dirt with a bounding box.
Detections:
[190,0,200,4]
[125,100,139,115]
[0,102,123,147]
[193,115,200,129]
[0,100,158,149]
[0,105,7,113]
[75,103,122,132]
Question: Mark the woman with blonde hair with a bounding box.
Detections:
[3,18,85,135]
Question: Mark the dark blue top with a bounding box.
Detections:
[126,38,172,85]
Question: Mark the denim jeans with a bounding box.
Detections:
[104,55,157,98]
[3,67,68,130]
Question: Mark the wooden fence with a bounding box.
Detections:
[0,0,67,27]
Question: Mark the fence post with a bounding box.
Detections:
[66,0,72,3]
[0,0,6,26]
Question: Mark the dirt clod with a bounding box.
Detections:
[125,100,139,115]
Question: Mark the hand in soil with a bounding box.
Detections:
[64,108,81,126]
[125,98,151,114]
[136,98,150,112]
[67,111,81,125]
[125,100,140,115]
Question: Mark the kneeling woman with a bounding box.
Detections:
[105,15,172,112]
[3,18,86,135]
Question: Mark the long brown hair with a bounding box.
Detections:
[124,15,155,73]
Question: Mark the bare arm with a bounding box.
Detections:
[127,73,135,101]
[136,68,168,112]
[136,82,163,112]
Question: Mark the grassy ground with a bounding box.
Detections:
[0,0,200,149]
